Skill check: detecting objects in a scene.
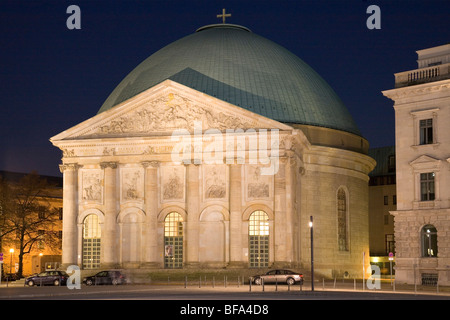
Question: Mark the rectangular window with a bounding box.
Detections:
[388,155,395,173]
[384,196,388,205]
[420,172,435,201]
[385,234,395,255]
[419,119,433,145]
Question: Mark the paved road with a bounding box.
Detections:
[1,283,449,300]
[2,284,448,319]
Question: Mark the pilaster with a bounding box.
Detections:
[228,162,245,268]
[142,161,161,268]
[100,161,119,268]
[185,162,200,268]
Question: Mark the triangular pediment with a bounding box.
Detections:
[409,155,441,170]
[51,80,292,142]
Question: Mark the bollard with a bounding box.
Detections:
[249,277,252,292]
[213,276,215,288]
[275,278,278,291]
[185,276,187,288]
[199,276,201,288]
[262,278,265,292]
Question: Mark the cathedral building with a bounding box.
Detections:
[383,43,450,285]
[51,22,375,278]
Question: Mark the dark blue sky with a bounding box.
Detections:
[1,0,449,177]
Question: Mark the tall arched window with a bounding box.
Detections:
[82,214,101,269]
[164,212,183,269]
[421,225,438,257]
[249,210,269,268]
[337,188,348,251]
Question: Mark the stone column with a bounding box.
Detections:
[185,163,200,268]
[100,162,118,268]
[228,163,244,267]
[59,163,81,267]
[142,161,160,268]
[284,154,295,266]
[274,157,287,265]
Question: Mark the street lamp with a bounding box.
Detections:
[309,216,314,291]
[9,248,14,275]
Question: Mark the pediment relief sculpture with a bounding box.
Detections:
[95,93,254,136]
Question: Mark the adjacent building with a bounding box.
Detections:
[368,146,396,274]
[383,43,450,285]
[0,171,63,276]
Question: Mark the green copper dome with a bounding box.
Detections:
[98,24,361,136]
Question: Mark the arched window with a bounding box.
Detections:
[164,212,183,269]
[337,188,348,251]
[82,214,101,269]
[249,210,269,268]
[421,225,438,257]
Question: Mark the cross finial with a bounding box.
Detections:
[217,8,231,24]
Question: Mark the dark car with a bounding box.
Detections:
[83,270,127,286]
[26,271,69,286]
[252,269,304,285]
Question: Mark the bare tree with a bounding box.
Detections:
[0,172,61,278]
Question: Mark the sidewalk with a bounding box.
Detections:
[0,279,25,288]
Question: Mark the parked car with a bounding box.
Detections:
[25,271,69,286]
[83,270,127,285]
[252,269,304,285]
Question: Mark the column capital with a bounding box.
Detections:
[59,163,83,173]
[182,159,201,166]
[100,161,118,169]
[141,160,160,168]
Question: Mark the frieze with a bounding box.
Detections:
[121,168,144,202]
[95,93,254,135]
[203,165,227,199]
[246,165,272,200]
[80,169,103,203]
[161,165,185,201]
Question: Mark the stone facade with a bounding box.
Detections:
[51,80,375,277]
[383,44,450,285]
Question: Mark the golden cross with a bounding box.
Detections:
[217,8,231,24]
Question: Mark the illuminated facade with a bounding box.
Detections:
[383,43,450,285]
[51,24,375,277]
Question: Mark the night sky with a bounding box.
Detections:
[1,0,449,177]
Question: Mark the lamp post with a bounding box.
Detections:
[309,216,314,291]
[9,248,14,275]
